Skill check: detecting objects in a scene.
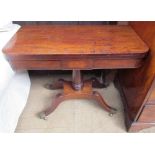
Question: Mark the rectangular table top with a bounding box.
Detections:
[3,25,149,60]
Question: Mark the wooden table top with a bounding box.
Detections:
[3,25,149,60]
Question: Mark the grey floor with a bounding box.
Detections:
[15,72,155,133]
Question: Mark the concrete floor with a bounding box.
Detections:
[15,72,155,133]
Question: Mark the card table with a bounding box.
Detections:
[2,25,149,120]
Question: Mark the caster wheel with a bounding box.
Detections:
[109,108,117,117]
[109,113,113,117]
[39,112,48,120]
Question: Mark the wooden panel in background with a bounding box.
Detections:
[138,105,155,122]
[117,22,155,132]
[148,87,155,104]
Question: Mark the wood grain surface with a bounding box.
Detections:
[3,25,149,60]
[117,21,155,132]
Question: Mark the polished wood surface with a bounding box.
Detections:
[148,87,155,104]
[138,105,155,122]
[3,25,148,60]
[117,22,155,132]
[3,25,149,70]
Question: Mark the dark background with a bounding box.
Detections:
[13,21,117,25]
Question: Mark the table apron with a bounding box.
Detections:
[9,58,143,70]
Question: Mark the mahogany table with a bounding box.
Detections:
[2,25,149,120]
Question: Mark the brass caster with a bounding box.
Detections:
[109,113,113,117]
[109,108,117,117]
[39,112,48,120]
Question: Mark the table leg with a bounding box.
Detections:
[39,70,117,120]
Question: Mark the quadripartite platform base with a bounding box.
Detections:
[39,70,117,120]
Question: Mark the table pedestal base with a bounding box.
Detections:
[39,70,117,120]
